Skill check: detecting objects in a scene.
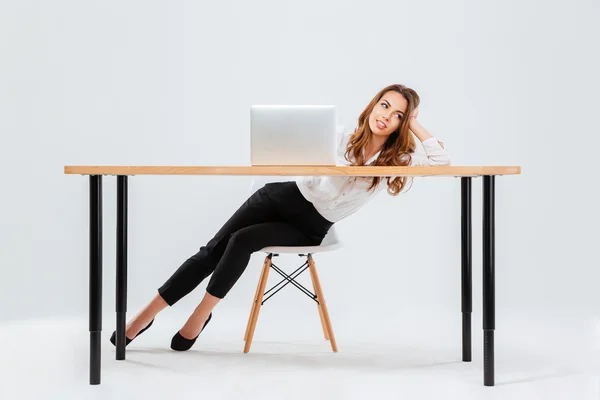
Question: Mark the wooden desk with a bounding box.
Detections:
[64,165,521,387]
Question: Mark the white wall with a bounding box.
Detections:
[1,0,599,359]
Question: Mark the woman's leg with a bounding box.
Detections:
[158,185,282,304]
[124,185,281,339]
[176,221,321,339]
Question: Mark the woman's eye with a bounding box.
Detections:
[381,103,387,108]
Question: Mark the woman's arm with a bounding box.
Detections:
[406,108,450,166]
[409,111,444,148]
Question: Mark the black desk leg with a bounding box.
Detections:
[116,175,128,360]
[89,175,103,385]
[483,175,495,386]
[461,177,472,362]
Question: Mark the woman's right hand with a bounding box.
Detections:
[411,105,420,119]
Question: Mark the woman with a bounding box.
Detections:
[110,83,451,351]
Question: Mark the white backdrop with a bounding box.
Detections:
[1,0,599,371]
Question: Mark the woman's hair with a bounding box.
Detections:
[344,84,420,196]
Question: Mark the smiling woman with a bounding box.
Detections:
[343,83,448,195]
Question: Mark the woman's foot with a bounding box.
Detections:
[111,293,168,345]
[110,318,154,347]
[124,314,155,340]
[170,290,220,351]
[171,313,213,351]
[178,313,212,340]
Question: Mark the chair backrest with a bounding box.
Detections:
[248,177,341,248]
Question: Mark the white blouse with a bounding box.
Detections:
[295,127,451,223]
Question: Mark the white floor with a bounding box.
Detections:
[1,308,599,400]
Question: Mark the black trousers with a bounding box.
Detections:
[157,181,334,302]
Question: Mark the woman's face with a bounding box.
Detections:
[368,91,408,137]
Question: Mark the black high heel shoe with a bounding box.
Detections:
[110,319,154,347]
[170,313,212,351]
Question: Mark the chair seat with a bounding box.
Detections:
[260,225,342,254]
[261,241,342,254]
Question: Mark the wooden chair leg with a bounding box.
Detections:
[309,262,330,341]
[245,255,270,341]
[244,255,272,353]
[307,254,338,353]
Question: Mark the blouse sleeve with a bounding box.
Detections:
[409,137,451,166]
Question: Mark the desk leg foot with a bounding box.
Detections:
[484,329,495,386]
[462,312,472,362]
[483,175,495,386]
[89,175,103,385]
[461,177,472,362]
[90,331,101,385]
[116,312,126,360]
[116,175,128,360]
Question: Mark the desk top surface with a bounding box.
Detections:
[64,165,521,177]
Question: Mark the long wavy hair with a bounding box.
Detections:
[344,84,420,196]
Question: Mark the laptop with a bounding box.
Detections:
[250,105,337,166]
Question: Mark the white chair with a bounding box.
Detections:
[243,178,341,353]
